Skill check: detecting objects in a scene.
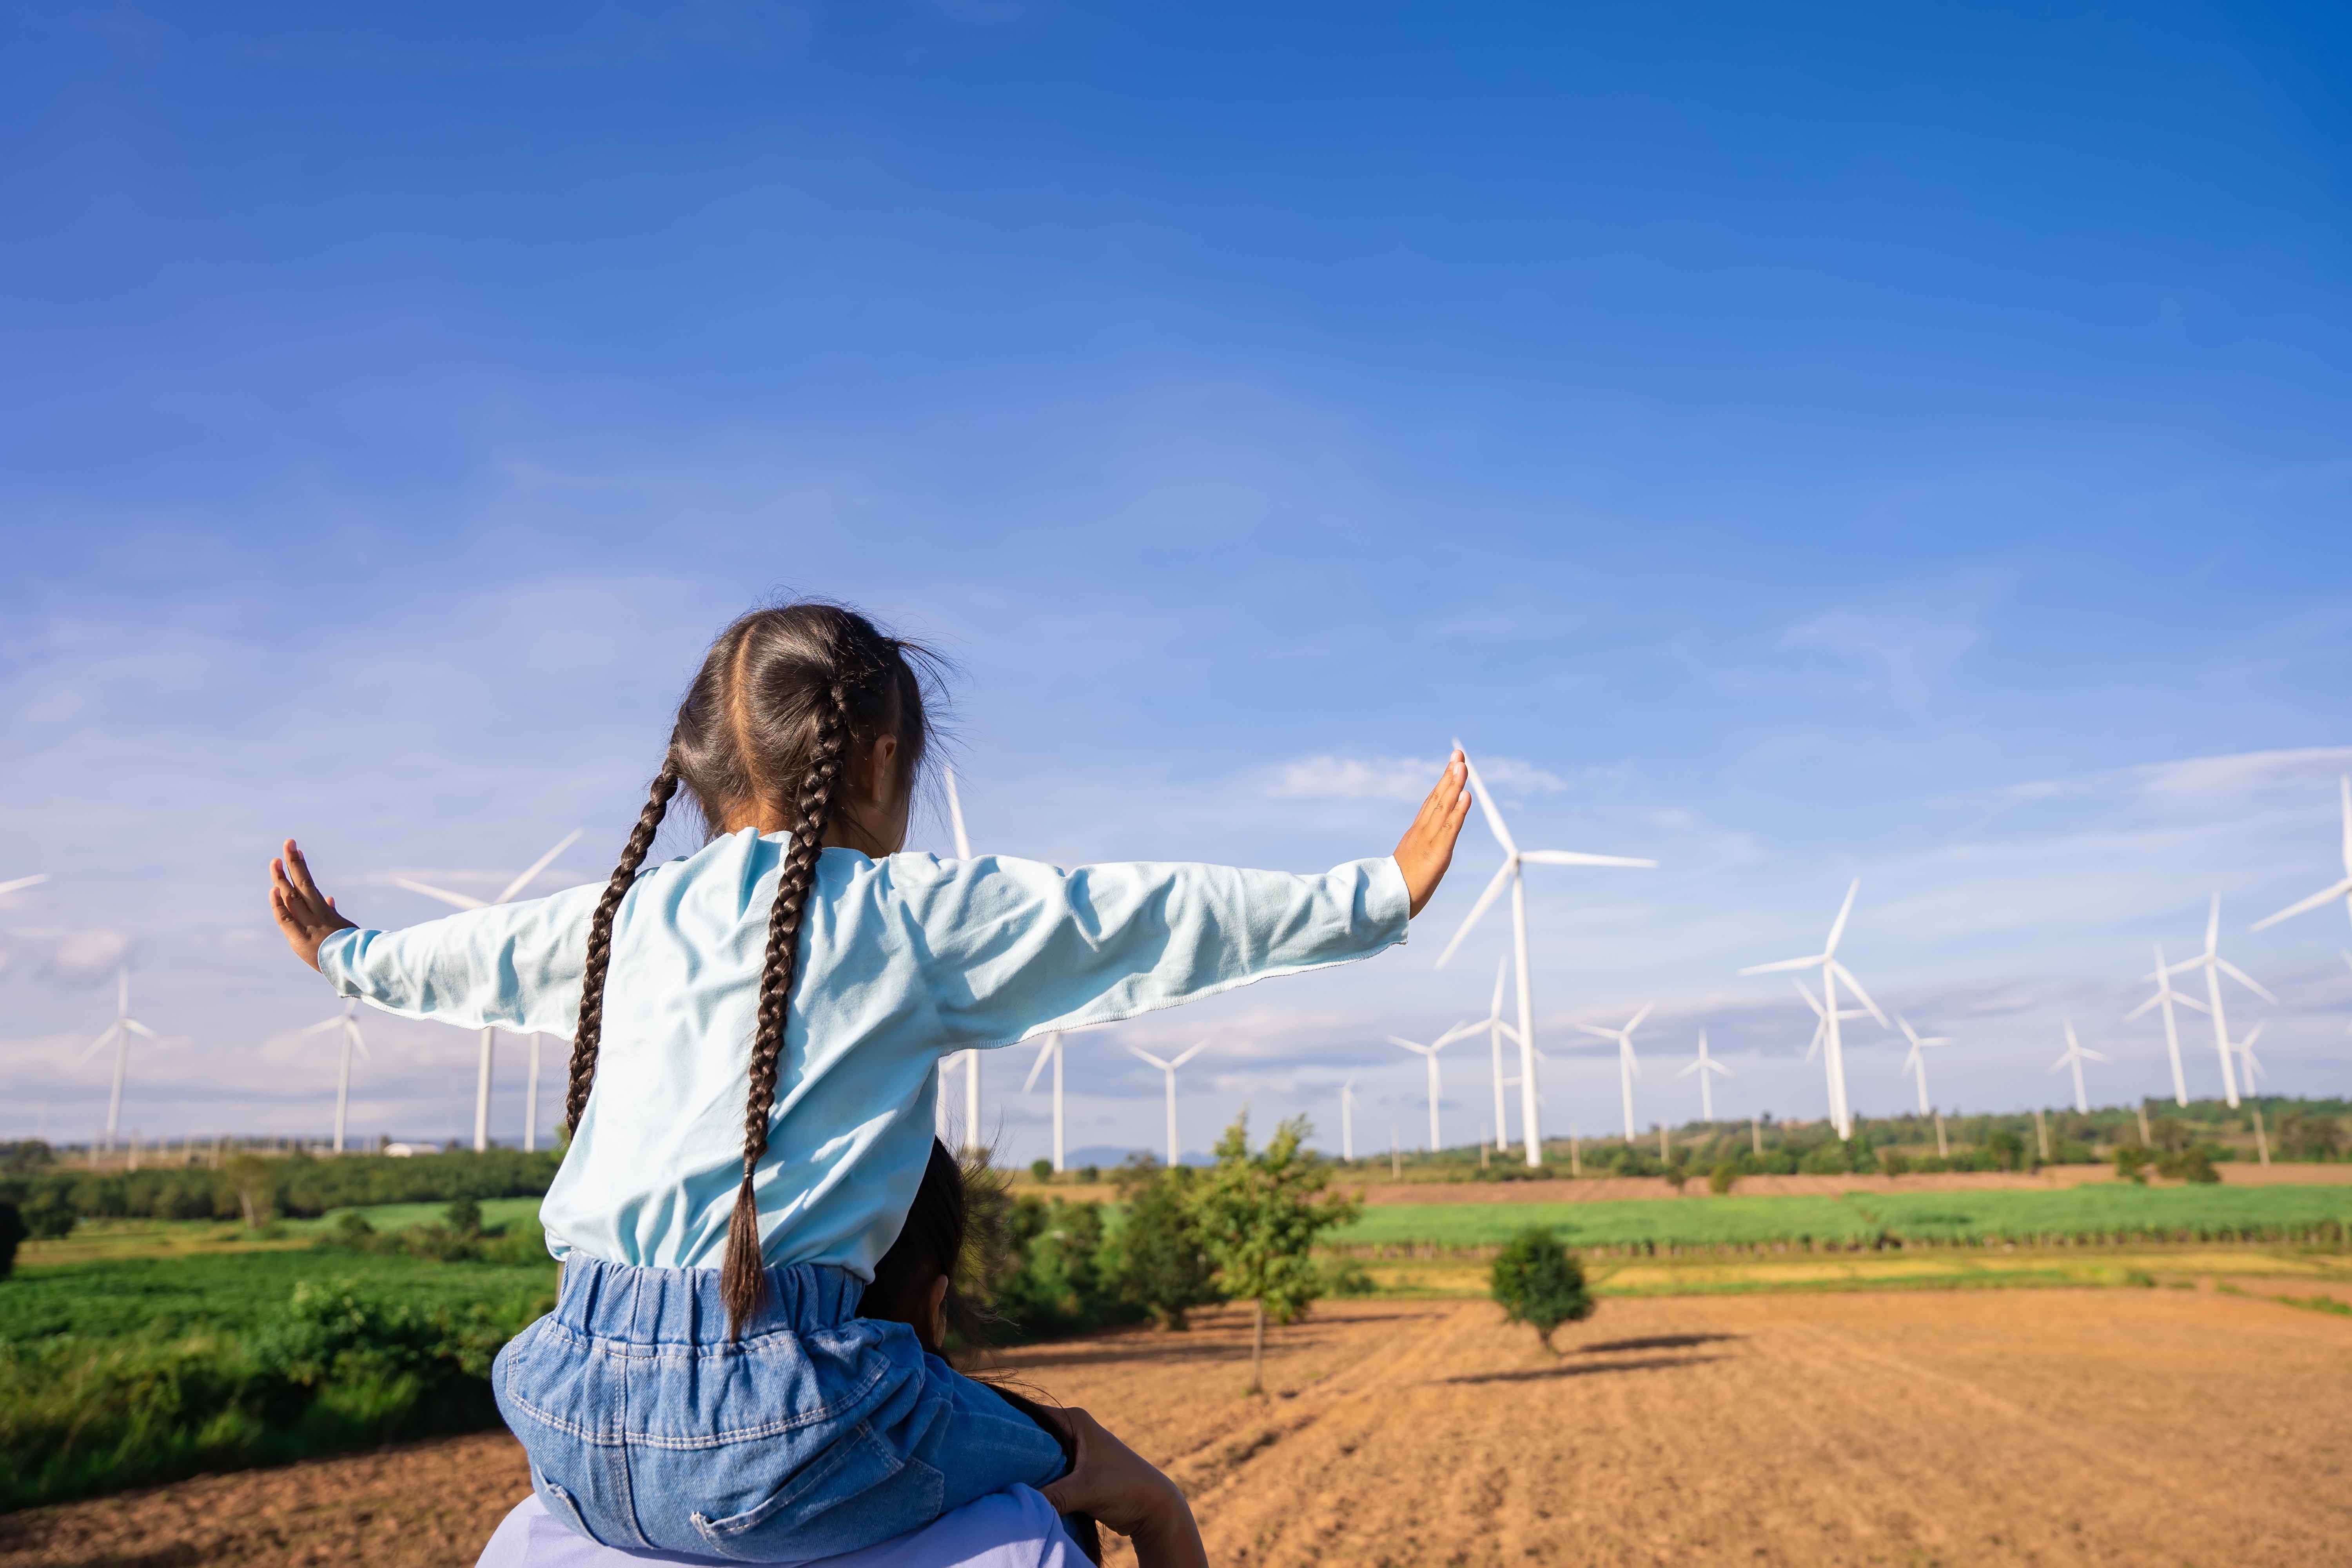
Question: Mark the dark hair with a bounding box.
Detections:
[565,602,940,1336]
[861,1138,991,1353]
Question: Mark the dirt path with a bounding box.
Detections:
[8,1289,2348,1567]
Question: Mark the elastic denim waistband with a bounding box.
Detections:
[552,1256,867,1344]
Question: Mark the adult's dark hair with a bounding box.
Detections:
[564,602,940,1336]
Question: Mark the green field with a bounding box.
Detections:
[1331,1183,2352,1251]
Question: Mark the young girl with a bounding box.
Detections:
[269,601,1469,1563]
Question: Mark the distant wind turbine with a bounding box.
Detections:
[1676,1030,1733,1122]
[298,1000,371,1153]
[1021,1031,1067,1172]
[1740,882,1886,1138]
[2251,775,2352,934]
[2231,1021,2268,1091]
[1893,1016,1949,1117]
[1473,956,1522,1161]
[1387,1021,1479,1152]
[1127,1041,1206,1168]
[1436,743,1657,1167]
[79,969,158,1153]
[2049,1018,2108,1116]
[2164,896,2274,1109]
[1576,1003,1654,1140]
[390,829,582,1151]
[2124,941,2207,1108]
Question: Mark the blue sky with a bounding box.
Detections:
[4,0,2350,1160]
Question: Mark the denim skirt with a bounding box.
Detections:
[493,1258,1066,1562]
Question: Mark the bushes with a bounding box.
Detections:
[0,1149,564,1229]
[1489,1228,1595,1352]
[1103,1158,1221,1330]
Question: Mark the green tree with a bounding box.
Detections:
[1106,1156,1219,1330]
[1489,1227,1595,1353]
[443,1196,484,1236]
[1707,1161,1739,1196]
[1029,1158,1054,1183]
[1186,1114,1361,1394]
[221,1155,274,1229]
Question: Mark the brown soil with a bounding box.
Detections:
[11,1287,2349,1568]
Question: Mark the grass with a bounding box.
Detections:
[1329,1183,2352,1252]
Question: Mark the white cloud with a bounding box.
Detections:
[1265,754,1569,802]
[2009,746,2352,808]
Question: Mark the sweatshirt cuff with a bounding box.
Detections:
[1370,856,1412,942]
[316,928,367,997]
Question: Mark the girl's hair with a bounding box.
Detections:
[564,602,939,1336]
[860,1137,995,1354]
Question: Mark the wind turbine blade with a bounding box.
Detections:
[1022,1039,1053,1094]
[2205,894,2221,955]
[1495,1021,1524,1045]
[301,1016,345,1036]
[2215,959,2277,1004]
[1125,1045,1170,1072]
[497,829,584,905]
[1436,861,1514,971]
[1830,962,1887,1026]
[2250,877,2352,931]
[348,1023,371,1060]
[1454,744,1517,858]
[2123,994,2160,1022]
[1518,850,1659,869]
[1573,1024,1617,1041]
[1433,1020,1484,1049]
[2241,1022,2265,1049]
[2341,774,2352,872]
[1793,976,1825,1016]
[2173,991,2208,1014]
[1824,879,1860,956]
[1675,1058,1700,1077]
[0,873,48,897]
[1171,1040,1208,1069]
[1490,955,1509,1019]
[1711,1060,1735,1077]
[944,767,973,861]
[1740,954,1826,976]
[1624,1002,1655,1034]
[2081,1047,2110,1062]
[78,1025,119,1062]
[390,877,489,911]
[123,1020,158,1039]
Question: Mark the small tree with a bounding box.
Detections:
[1187,1114,1361,1394]
[444,1196,484,1236]
[1029,1158,1054,1183]
[1707,1161,1739,1196]
[221,1154,273,1229]
[1490,1227,1595,1353]
[1108,1156,1219,1329]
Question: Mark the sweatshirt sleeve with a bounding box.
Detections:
[315,881,604,1035]
[895,854,1412,1051]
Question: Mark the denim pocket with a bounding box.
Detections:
[534,1467,600,1545]
[688,1422,944,1562]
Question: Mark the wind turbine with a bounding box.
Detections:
[1340,1077,1357,1161]
[390,829,582,1151]
[1387,1021,1479,1152]
[1436,743,1657,1167]
[1576,1003,1654,1140]
[298,1000,371,1153]
[942,767,985,1154]
[2232,1021,2268,1091]
[1739,881,1886,1138]
[79,969,157,1153]
[1021,1031,1067,1172]
[2251,775,2352,935]
[2049,1018,2108,1117]
[2124,942,2207,1108]
[2164,896,2274,1108]
[1676,1030,1733,1122]
[0,872,48,899]
[1127,1041,1206,1168]
[1473,956,1523,1161]
[1893,1016,1949,1117]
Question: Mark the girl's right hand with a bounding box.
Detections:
[1393,749,1473,918]
[1039,1406,1207,1568]
[270,839,357,972]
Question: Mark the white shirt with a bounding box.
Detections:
[321,832,1410,1275]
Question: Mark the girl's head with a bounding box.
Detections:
[564,601,942,1334]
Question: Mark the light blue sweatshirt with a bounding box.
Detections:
[318,828,1411,1277]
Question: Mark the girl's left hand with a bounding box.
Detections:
[270,838,356,972]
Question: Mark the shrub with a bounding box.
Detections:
[1878,1150,1911,1179]
[2115,1146,2153,1185]
[443,1197,484,1236]
[1983,1130,2026,1172]
[1078,1165,1100,1184]
[1105,1158,1219,1329]
[1489,1227,1595,1353]
[1707,1161,1739,1196]
[1323,1257,1377,1297]
[1029,1158,1054,1183]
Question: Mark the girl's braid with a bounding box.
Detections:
[719,680,850,1336]
[566,757,681,1136]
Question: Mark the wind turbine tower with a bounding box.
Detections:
[1340,1077,1357,1161]
[1577,1004,1655,1140]
[2125,942,2206,1108]
[943,767,984,1154]
[390,829,582,1151]
[1740,882,1886,1138]
[1894,1016,1949,1117]
[1387,1021,1477,1152]
[2049,1018,2108,1117]
[1677,1030,1733,1122]
[1437,744,1657,1167]
[2164,896,2273,1108]
[1127,1041,1206,1168]
[298,1000,372,1153]
[1022,1031,1067,1172]
[79,969,158,1154]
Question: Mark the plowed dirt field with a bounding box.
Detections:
[7,1289,2348,1567]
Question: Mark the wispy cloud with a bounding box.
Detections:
[1266,753,1568,802]
[2008,746,2352,808]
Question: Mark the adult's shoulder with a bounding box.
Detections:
[477,1487,1083,1568]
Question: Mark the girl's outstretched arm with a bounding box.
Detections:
[270,839,357,971]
